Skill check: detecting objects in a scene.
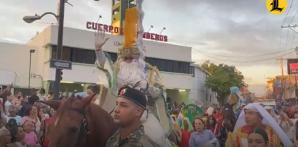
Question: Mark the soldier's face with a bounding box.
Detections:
[114,97,143,126]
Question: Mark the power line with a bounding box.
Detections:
[282,0,294,25]
[195,48,295,59]
[280,0,296,58]
[200,54,293,67]
[199,50,295,63]
[289,30,297,48]
[282,24,298,51]
[293,30,298,48]
[171,35,295,60]
[289,9,298,25]
[281,23,298,54]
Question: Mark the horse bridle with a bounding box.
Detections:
[69,108,90,147]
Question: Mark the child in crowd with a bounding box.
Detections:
[23,121,39,146]
[248,128,269,147]
[5,106,22,126]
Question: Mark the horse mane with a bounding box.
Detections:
[53,97,74,120]
[84,101,118,147]
[53,96,118,147]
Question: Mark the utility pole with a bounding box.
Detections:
[53,0,65,99]
[23,0,99,99]
[277,58,285,100]
[295,47,298,98]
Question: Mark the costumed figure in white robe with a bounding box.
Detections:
[93,0,176,146]
[226,103,293,147]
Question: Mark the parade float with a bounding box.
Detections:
[93,0,177,146]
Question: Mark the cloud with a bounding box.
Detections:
[1,0,298,95]
[148,0,298,68]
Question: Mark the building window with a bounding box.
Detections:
[51,46,194,74]
[145,57,194,74]
[106,52,117,62]
[51,46,96,64]
[72,48,95,64]
[106,52,193,74]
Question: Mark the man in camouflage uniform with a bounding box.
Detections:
[105,86,159,147]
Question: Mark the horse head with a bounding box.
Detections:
[45,95,96,147]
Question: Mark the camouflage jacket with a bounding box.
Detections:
[105,125,160,147]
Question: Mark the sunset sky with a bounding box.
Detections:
[1,0,298,96]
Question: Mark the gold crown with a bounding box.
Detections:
[120,7,140,58]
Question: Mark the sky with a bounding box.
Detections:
[1,0,298,96]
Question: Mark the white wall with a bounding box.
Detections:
[0,42,194,92]
[190,67,218,105]
[45,64,194,90]
[27,25,194,88]
[0,43,41,88]
[47,63,108,86]
[46,25,192,62]
[161,72,194,90]
[26,27,53,89]
[0,70,16,85]
[1,26,197,102]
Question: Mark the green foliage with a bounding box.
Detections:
[201,61,245,104]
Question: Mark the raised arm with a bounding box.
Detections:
[94,30,109,67]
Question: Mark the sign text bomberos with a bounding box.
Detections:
[86,21,168,42]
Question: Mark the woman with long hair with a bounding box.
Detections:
[21,105,41,134]
[189,117,219,147]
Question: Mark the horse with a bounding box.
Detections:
[41,94,118,147]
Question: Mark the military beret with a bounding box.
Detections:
[118,86,147,109]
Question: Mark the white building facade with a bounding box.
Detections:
[0,25,217,105]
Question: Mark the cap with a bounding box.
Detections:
[118,86,147,109]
